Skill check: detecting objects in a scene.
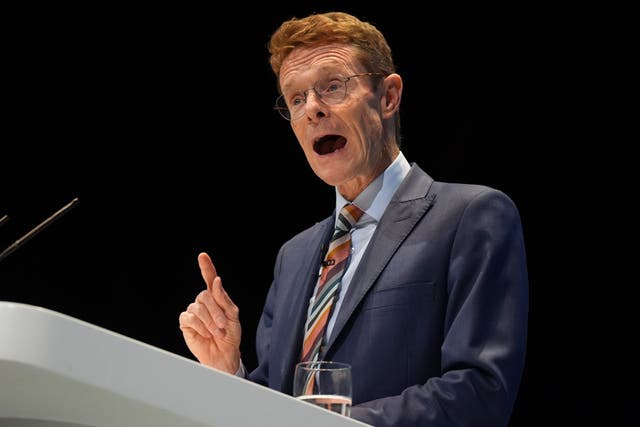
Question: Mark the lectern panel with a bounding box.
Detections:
[0,302,369,427]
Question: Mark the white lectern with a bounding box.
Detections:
[0,301,370,427]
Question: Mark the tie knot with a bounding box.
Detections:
[336,203,364,233]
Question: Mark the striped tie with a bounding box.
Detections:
[301,203,364,363]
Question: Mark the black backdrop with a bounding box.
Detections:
[2,2,635,425]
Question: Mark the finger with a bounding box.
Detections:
[185,300,217,335]
[196,290,227,332]
[179,309,212,338]
[210,276,240,326]
[198,252,218,291]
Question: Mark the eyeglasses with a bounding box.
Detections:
[273,72,386,121]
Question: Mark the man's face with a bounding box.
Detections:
[278,43,389,199]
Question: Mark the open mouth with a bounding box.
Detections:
[313,135,347,155]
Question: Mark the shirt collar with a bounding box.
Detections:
[334,151,411,224]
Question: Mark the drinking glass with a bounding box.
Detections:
[293,361,352,417]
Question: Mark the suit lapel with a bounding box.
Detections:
[324,165,436,353]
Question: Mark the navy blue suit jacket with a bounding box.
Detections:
[248,163,529,426]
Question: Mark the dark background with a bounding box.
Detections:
[2,1,635,425]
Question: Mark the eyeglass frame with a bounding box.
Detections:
[273,72,386,121]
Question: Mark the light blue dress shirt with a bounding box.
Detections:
[316,151,411,339]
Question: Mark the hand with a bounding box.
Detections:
[179,252,242,374]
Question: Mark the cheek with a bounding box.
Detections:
[358,111,383,145]
[290,124,304,146]
[291,119,305,136]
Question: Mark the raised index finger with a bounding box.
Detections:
[197,252,218,291]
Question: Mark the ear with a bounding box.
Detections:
[380,73,403,119]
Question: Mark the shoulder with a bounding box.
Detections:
[405,162,522,222]
[433,180,516,205]
[408,162,513,204]
[433,181,521,218]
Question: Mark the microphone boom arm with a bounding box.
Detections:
[0,197,79,263]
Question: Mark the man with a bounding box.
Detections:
[179,11,528,426]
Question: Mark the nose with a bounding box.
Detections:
[302,89,328,120]
[303,88,322,105]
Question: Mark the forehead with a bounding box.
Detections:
[279,43,360,90]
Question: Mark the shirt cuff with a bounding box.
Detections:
[235,359,246,377]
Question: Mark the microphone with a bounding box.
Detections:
[321,259,335,267]
[0,197,80,263]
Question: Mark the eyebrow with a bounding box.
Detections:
[281,68,349,92]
